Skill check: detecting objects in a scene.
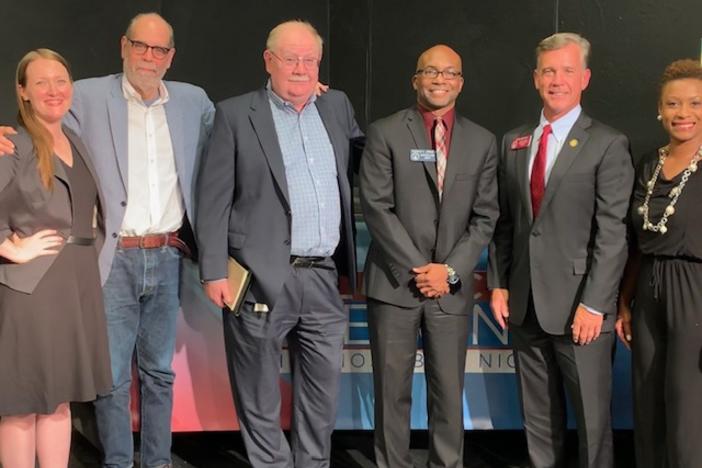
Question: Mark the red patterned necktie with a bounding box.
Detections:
[530,123,552,217]
[434,117,447,197]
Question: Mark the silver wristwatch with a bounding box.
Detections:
[445,264,460,285]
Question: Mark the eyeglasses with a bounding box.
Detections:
[415,68,463,80]
[268,50,320,69]
[126,38,172,59]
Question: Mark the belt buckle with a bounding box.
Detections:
[291,256,310,268]
[138,233,166,249]
[138,235,150,249]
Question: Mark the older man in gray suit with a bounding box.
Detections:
[1,12,214,468]
[196,20,363,468]
[359,45,499,468]
[488,33,633,468]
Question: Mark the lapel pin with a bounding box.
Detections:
[511,135,532,150]
[569,139,578,148]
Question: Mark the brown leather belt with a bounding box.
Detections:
[118,231,191,257]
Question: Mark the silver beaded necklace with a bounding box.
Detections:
[638,144,702,234]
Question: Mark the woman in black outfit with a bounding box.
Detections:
[617,59,702,468]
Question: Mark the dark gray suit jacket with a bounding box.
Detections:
[488,113,634,334]
[196,88,363,309]
[0,127,104,294]
[360,108,499,314]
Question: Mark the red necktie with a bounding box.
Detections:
[530,124,552,217]
[434,118,447,197]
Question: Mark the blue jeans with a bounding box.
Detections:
[94,246,181,468]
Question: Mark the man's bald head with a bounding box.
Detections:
[416,45,462,72]
[412,44,464,115]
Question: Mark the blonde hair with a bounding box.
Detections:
[15,48,72,189]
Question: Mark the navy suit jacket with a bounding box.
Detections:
[196,88,363,310]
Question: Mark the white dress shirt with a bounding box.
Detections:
[120,76,184,236]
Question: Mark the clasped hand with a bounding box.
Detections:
[412,263,449,298]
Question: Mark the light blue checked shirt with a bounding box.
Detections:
[267,82,341,257]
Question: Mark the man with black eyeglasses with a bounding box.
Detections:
[72,13,214,468]
[359,44,498,468]
[0,12,214,468]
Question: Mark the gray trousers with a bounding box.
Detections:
[368,298,470,468]
[511,303,614,468]
[222,259,347,468]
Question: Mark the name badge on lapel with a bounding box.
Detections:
[511,135,532,150]
[410,149,437,162]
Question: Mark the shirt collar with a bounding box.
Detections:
[538,104,581,142]
[266,79,316,112]
[418,104,455,130]
[121,75,169,106]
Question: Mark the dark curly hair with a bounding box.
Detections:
[659,59,702,101]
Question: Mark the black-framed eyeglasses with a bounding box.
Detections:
[126,37,172,59]
[415,68,463,80]
[268,50,320,69]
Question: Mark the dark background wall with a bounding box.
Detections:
[1,0,701,159]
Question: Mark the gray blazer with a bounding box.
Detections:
[488,113,634,334]
[360,108,499,314]
[64,74,215,281]
[0,127,105,294]
[196,88,364,309]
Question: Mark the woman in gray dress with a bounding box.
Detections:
[0,49,111,468]
[617,59,702,468]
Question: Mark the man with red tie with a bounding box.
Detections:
[360,44,499,468]
[488,33,634,468]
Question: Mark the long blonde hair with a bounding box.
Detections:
[15,49,73,189]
